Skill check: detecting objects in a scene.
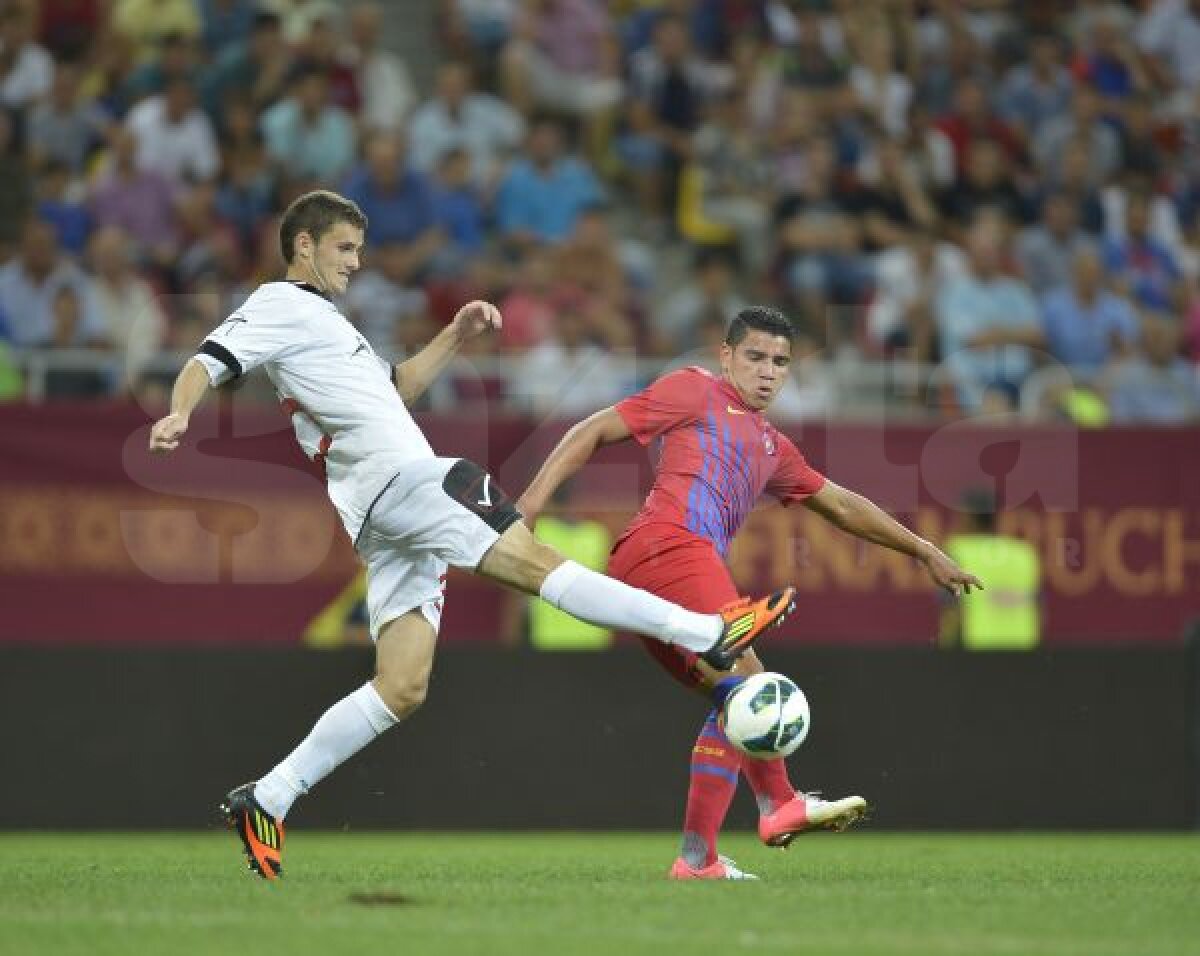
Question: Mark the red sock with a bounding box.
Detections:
[681,710,741,868]
[741,755,795,816]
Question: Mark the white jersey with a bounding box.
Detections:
[194,281,435,542]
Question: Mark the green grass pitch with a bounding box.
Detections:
[1,832,1198,956]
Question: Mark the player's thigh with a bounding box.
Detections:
[374,610,438,718]
[368,458,524,574]
[610,533,745,694]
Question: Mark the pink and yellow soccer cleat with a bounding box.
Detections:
[758,792,868,848]
[668,854,759,881]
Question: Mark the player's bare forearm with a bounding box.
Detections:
[149,358,212,454]
[805,481,983,595]
[516,407,631,523]
[393,300,501,405]
[811,483,931,557]
[393,323,466,404]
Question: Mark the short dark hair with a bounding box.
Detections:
[278,190,367,263]
[725,306,795,347]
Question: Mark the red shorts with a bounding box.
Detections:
[607,524,739,691]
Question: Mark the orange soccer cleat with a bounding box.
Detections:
[702,587,797,671]
[221,782,285,880]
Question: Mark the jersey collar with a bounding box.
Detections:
[287,280,332,302]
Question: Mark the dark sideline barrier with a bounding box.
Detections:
[0,646,1194,830]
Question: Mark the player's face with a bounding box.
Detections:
[305,221,364,296]
[721,330,792,410]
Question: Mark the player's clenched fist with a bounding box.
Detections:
[452,300,502,339]
[149,413,189,454]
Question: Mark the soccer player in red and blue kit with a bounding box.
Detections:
[518,307,981,880]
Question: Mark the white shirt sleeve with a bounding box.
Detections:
[197,300,295,382]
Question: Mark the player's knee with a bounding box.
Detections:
[374,669,430,718]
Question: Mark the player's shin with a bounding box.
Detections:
[741,755,796,816]
[681,711,741,869]
[254,683,399,819]
[538,560,722,651]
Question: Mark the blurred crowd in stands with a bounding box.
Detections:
[0,0,1199,423]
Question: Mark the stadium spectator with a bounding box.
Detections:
[199,11,292,117]
[1104,317,1200,424]
[1035,135,1106,233]
[496,248,557,351]
[1103,190,1186,315]
[1114,94,1166,181]
[516,307,625,416]
[1034,86,1123,188]
[125,74,220,184]
[215,138,276,256]
[292,12,359,114]
[196,0,258,56]
[1016,193,1095,296]
[495,117,604,248]
[27,60,107,174]
[87,225,167,389]
[111,0,201,61]
[343,242,433,356]
[852,137,939,254]
[499,0,621,160]
[937,138,1027,233]
[259,0,340,46]
[260,63,356,186]
[1041,245,1139,374]
[407,60,524,189]
[621,13,731,214]
[0,218,103,348]
[345,2,417,131]
[341,130,444,276]
[36,0,104,61]
[866,228,967,360]
[429,147,487,271]
[123,31,202,103]
[654,246,748,356]
[172,181,242,291]
[1073,5,1150,108]
[936,218,1044,412]
[772,5,846,105]
[0,4,54,109]
[1136,0,1200,104]
[88,127,179,266]
[933,78,1024,178]
[775,137,870,342]
[997,33,1074,141]
[682,91,772,269]
[35,160,90,256]
[848,22,913,140]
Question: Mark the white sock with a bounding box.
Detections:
[254,683,399,819]
[539,560,722,653]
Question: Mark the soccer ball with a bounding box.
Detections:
[718,672,811,759]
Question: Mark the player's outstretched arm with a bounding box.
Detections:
[148,358,214,454]
[515,406,632,524]
[804,481,984,596]
[393,300,501,404]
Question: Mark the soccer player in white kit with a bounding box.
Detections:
[148,190,796,880]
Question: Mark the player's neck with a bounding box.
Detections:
[285,265,331,299]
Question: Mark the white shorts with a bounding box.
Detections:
[356,457,522,640]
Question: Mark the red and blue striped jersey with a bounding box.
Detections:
[614,366,826,556]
